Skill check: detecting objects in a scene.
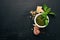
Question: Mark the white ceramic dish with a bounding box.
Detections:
[34,13,49,28]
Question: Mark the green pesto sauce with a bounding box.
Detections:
[36,15,45,26]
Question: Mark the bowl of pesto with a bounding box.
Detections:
[34,13,49,28]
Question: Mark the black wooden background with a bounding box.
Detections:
[0,0,60,40]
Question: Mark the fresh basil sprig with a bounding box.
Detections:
[41,4,55,25]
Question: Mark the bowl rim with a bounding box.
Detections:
[34,13,49,28]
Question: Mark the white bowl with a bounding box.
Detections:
[34,13,49,28]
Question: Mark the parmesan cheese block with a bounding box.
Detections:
[36,6,44,13]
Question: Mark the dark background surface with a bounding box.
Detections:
[0,0,60,40]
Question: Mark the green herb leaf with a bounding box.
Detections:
[43,4,48,11]
[46,8,51,14]
[45,20,48,26]
[41,12,47,18]
[49,12,55,15]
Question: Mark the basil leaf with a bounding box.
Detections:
[41,12,47,18]
[45,20,48,26]
[46,8,51,14]
[43,4,48,11]
[49,12,55,15]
